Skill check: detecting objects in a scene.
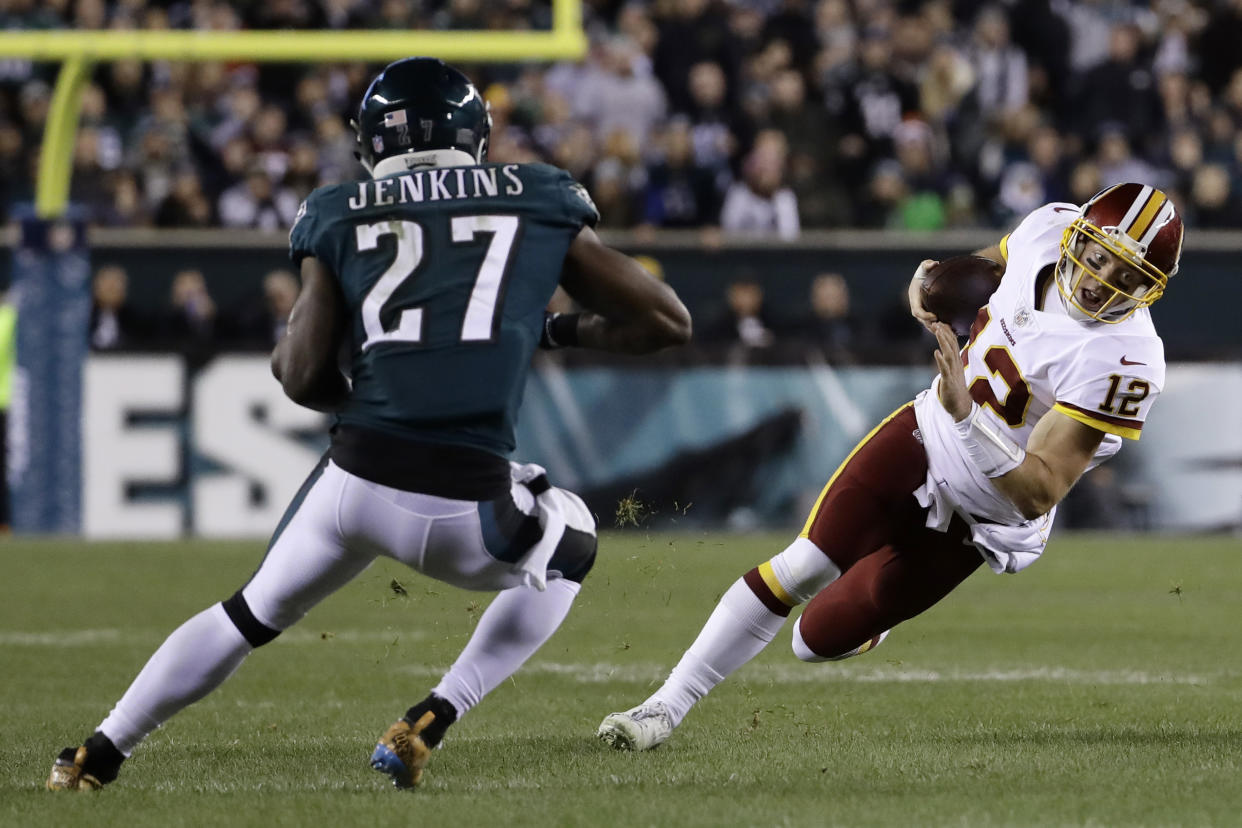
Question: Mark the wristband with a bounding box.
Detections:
[953,402,1026,478]
[539,312,581,349]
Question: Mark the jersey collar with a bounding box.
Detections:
[371,150,480,179]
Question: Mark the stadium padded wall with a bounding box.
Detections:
[10,210,91,532]
[78,354,1242,538]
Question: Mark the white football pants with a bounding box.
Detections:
[242,458,596,632]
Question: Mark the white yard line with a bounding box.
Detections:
[0,628,427,646]
[5,630,1221,686]
[394,661,1219,686]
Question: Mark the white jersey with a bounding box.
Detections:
[913,203,1166,573]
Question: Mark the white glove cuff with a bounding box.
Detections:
[953,402,1026,478]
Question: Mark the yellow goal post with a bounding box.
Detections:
[0,0,587,218]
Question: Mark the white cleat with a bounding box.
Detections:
[597,702,675,751]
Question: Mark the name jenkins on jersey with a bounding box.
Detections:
[344,164,527,210]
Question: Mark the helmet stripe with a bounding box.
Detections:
[1138,200,1174,248]
[1116,184,1153,232]
[1126,189,1167,243]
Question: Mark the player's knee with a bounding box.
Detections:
[792,617,889,662]
[768,537,842,605]
[547,487,597,584]
[221,591,281,648]
[552,526,597,584]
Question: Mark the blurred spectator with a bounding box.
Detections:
[1061,0,1155,75]
[0,124,28,221]
[155,168,213,227]
[826,25,920,180]
[764,68,846,226]
[920,44,975,129]
[1095,128,1159,188]
[1067,160,1103,205]
[858,159,907,227]
[684,60,751,174]
[762,0,818,71]
[653,0,742,114]
[70,127,115,217]
[1165,127,1203,195]
[2,0,1242,239]
[890,119,948,230]
[872,282,935,365]
[787,272,858,363]
[720,133,800,239]
[572,36,667,148]
[94,170,151,227]
[1188,163,1242,227]
[229,269,300,348]
[1008,0,1071,119]
[163,268,217,363]
[283,138,323,201]
[699,277,776,349]
[968,6,1028,125]
[89,265,153,350]
[218,166,300,230]
[1077,24,1163,155]
[995,124,1071,221]
[642,117,725,229]
[591,157,644,228]
[1197,0,1242,93]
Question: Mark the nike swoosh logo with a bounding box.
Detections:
[1120,356,1147,366]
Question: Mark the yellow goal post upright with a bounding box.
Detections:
[0,0,588,219]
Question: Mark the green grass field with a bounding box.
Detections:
[3,531,1241,827]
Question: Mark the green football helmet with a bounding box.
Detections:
[353,57,491,173]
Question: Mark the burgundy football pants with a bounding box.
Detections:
[760,405,984,658]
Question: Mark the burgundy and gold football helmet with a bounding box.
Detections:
[1057,183,1184,323]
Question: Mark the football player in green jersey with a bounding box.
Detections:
[48,58,690,792]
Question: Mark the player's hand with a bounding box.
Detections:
[932,322,972,422]
[908,259,939,333]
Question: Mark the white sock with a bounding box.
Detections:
[648,578,787,726]
[98,603,252,756]
[432,578,580,717]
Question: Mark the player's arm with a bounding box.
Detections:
[932,322,1102,519]
[909,243,1006,332]
[551,225,692,354]
[972,243,1005,265]
[270,256,349,412]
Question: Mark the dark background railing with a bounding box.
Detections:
[5,228,1239,360]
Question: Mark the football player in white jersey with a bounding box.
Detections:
[598,182,1183,751]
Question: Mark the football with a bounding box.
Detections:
[918,255,1005,336]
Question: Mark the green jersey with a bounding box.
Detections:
[289,162,598,497]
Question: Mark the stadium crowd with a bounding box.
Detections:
[2,0,1242,235]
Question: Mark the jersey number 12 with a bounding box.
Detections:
[355,215,520,350]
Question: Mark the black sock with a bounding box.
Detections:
[402,694,458,748]
[82,732,125,784]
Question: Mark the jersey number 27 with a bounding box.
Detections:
[354,216,520,350]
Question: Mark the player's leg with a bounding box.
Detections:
[364,468,597,787]
[49,458,375,791]
[599,406,926,750]
[791,522,982,662]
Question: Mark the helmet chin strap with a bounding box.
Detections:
[371,149,479,179]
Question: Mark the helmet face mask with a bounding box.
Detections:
[1055,183,1183,323]
[353,57,492,175]
[1057,225,1164,322]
